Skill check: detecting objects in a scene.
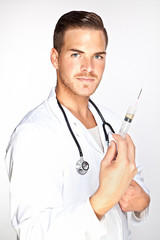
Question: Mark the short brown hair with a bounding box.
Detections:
[53,11,108,53]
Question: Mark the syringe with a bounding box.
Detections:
[119,89,142,138]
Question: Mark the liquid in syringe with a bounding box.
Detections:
[119,89,142,138]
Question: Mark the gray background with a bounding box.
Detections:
[0,0,160,239]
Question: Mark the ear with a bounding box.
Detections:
[50,48,59,69]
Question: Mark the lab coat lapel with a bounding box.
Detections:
[88,103,108,155]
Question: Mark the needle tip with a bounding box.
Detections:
[137,88,142,100]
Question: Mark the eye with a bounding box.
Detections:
[71,53,80,58]
[94,55,103,60]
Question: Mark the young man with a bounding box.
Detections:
[5,11,150,240]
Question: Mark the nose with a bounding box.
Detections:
[80,57,94,73]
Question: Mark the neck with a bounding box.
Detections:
[55,84,89,118]
[55,84,97,129]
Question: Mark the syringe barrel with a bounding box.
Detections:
[119,105,135,138]
[118,89,141,138]
[119,120,132,138]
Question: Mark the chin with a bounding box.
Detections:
[84,86,98,96]
[77,89,96,98]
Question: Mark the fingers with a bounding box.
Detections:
[102,140,117,166]
[112,134,136,164]
[130,180,138,187]
[125,135,136,164]
[112,134,137,177]
[119,198,130,212]
[112,134,128,162]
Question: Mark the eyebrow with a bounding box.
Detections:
[69,49,106,55]
[69,49,84,54]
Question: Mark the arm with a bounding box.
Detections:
[5,124,107,240]
[90,134,137,219]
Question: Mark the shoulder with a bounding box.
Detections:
[19,100,55,127]
[15,95,61,134]
[8,98,60,151]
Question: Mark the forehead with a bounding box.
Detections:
[62,28,106,52]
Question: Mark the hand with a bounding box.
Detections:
[119,180,150,213]
[90,134,137,219]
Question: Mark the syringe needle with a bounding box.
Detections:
[137,88,142,100]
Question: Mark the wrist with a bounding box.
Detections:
[89,191,114,220]
[89,194,104,220]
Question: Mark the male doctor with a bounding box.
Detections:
[5,11,150,240]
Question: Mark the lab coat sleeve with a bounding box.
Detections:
[5,124,107,240]
[131,163,150,225]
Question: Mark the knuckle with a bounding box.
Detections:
[127,189,134,197]
[114,134,126,144]
[129,162,136,172]
[134,167,138,175]
[121,202,128,211]
[119,138,126,145]
[131,143,136,152]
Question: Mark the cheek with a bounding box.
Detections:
[96,62,105,76]
[63,60,79,76]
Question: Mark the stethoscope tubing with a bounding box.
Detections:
[57,99,83,157]
[56,98,115,174]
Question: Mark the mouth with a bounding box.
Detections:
[76,77,95,82]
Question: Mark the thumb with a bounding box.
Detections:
[130,180,138,187]
[103,141,117,165]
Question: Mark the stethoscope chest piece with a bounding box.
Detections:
[76,157,89,175]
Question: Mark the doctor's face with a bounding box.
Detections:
[51,28,106,98]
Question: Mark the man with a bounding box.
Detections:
[5,11,150,240]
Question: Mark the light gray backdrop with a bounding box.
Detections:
[0,0,160,239]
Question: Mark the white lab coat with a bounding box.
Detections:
[5,88,149,240]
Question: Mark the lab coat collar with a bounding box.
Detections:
[47,87,108,155]
[47,87,66,122]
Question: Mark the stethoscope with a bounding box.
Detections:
[57,98,115,175]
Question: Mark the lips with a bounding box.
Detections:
[77,77,94,82]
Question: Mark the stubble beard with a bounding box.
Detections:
[57,71,101,98]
